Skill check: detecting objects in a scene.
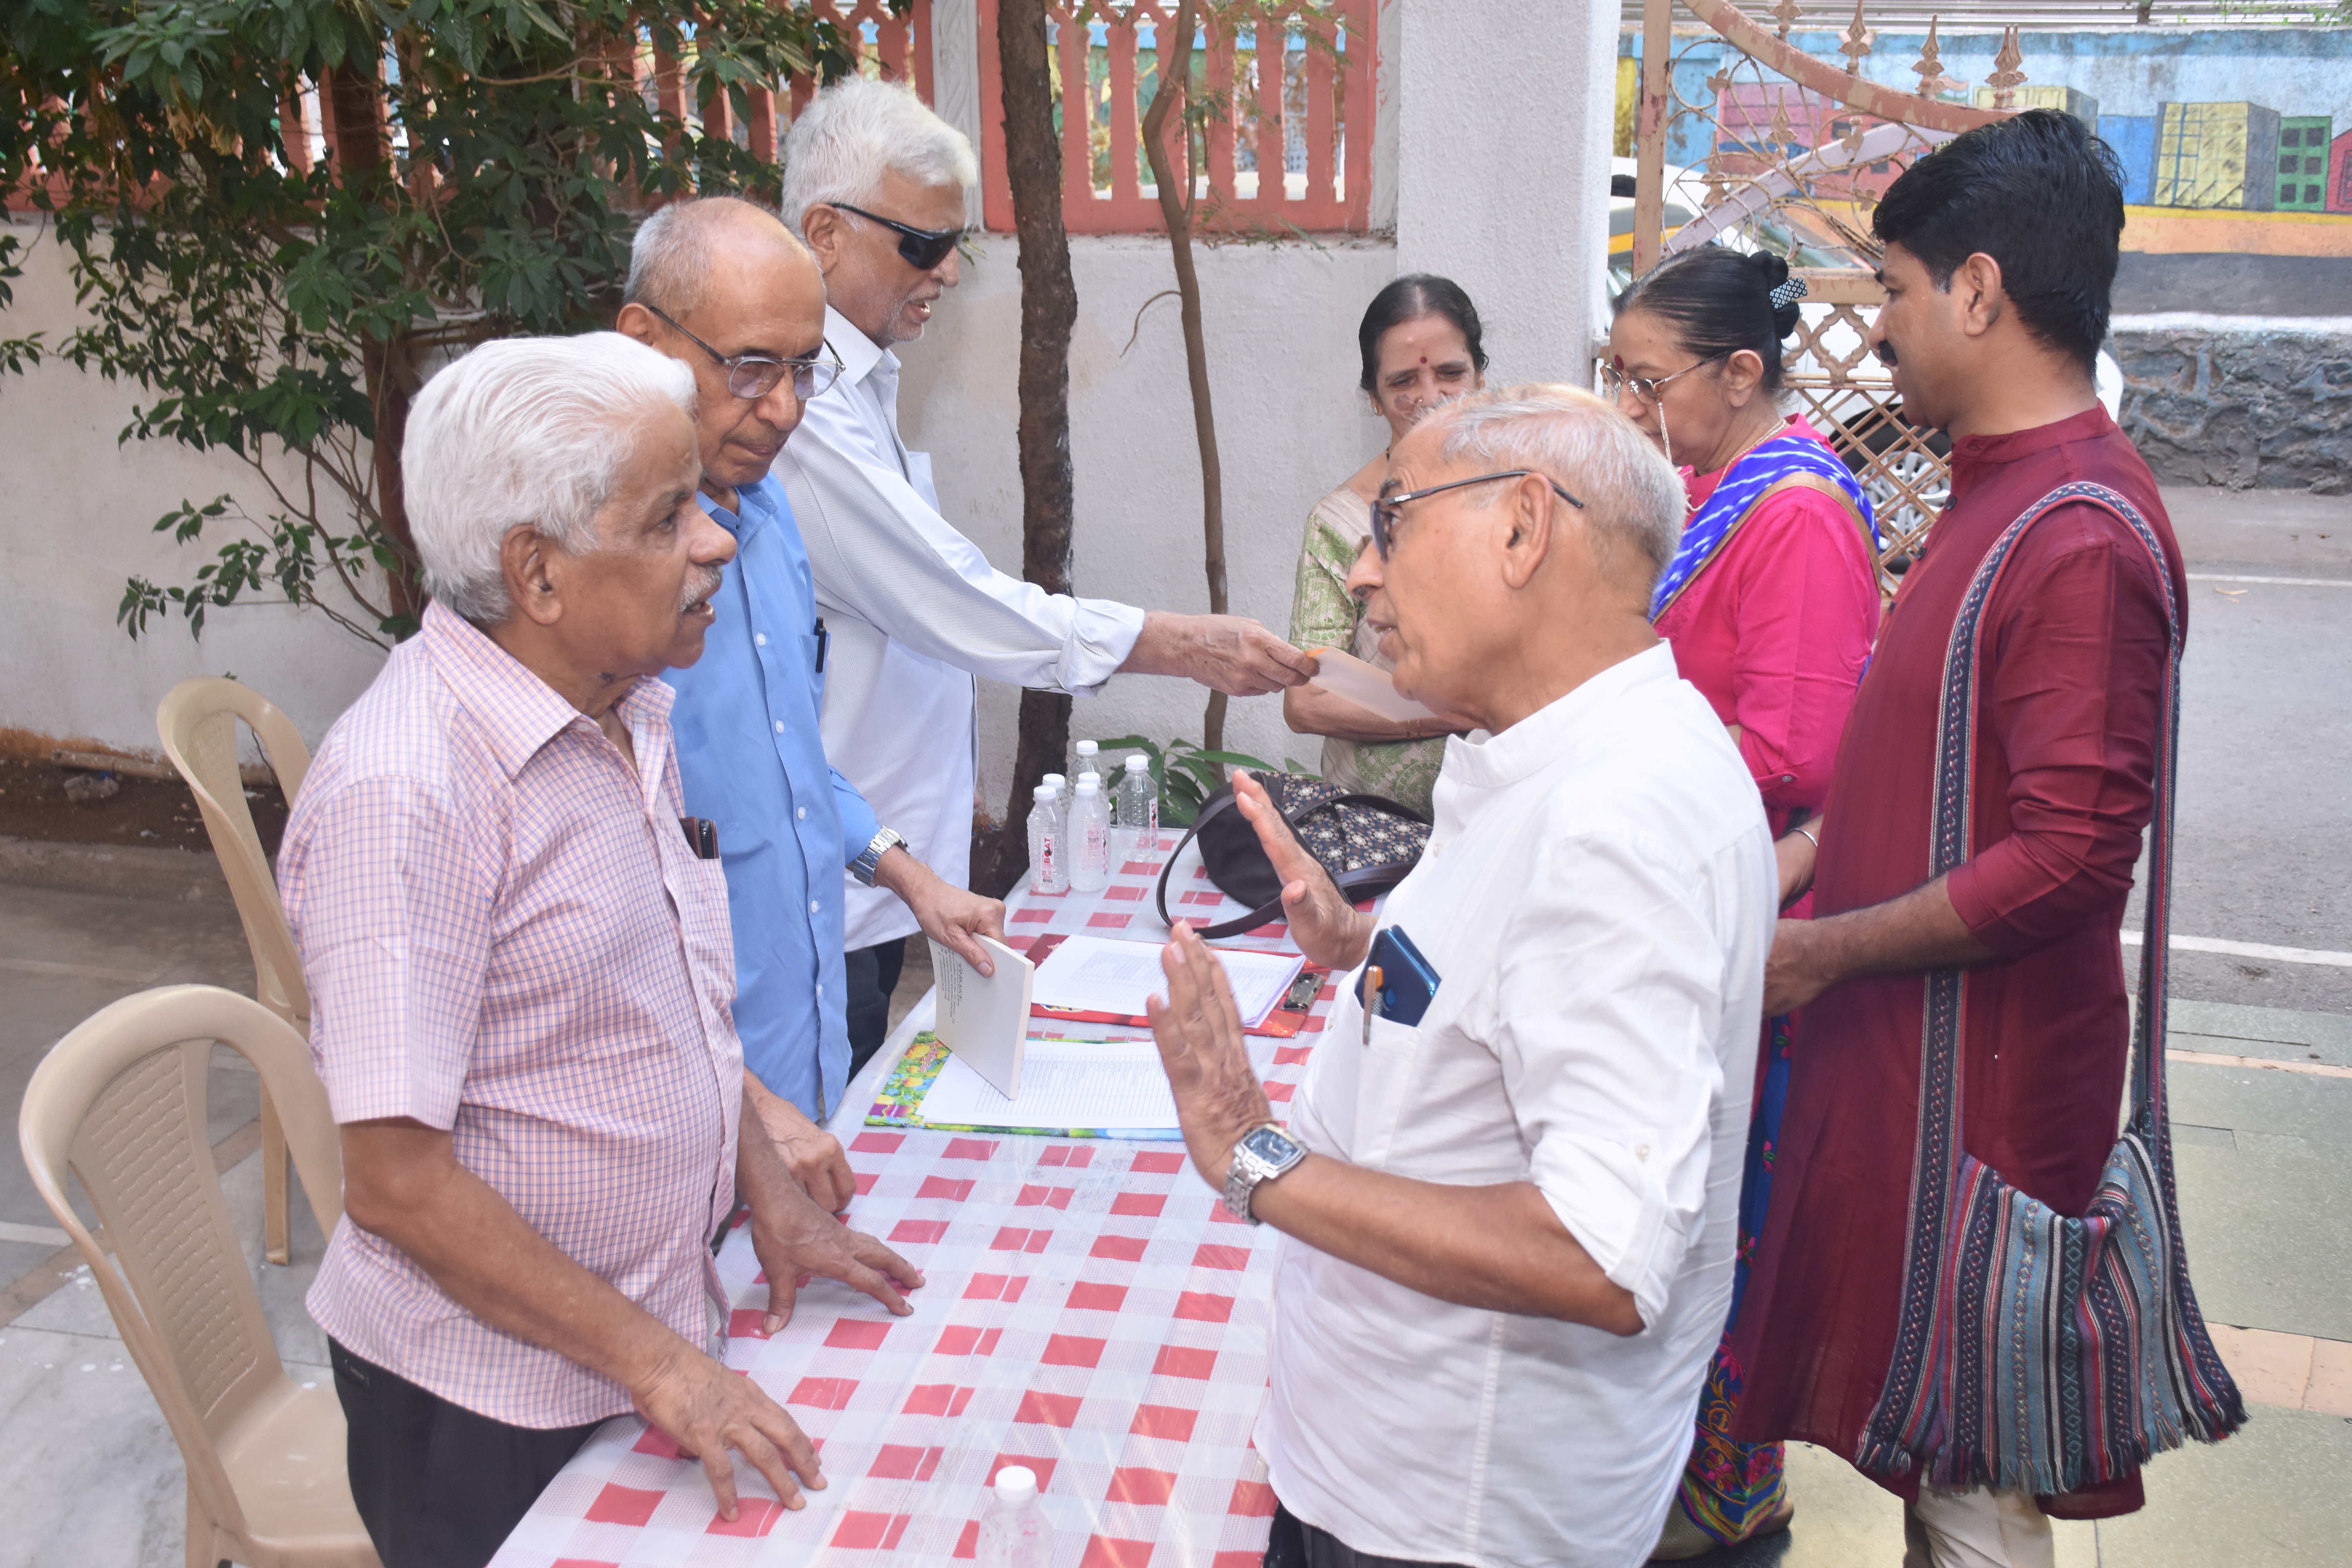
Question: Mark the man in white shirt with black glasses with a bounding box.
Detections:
[1145,386,1777,1568]
[772,78,1314,1071]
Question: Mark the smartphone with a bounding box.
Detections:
[1355,925,1441,1028]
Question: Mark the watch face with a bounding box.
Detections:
[1241,1125,1300,1165]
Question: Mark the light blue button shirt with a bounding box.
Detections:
[668,475,880,1120]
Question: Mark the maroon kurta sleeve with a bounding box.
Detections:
[1944,505,2173,957]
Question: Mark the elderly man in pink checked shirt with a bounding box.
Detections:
[278,332,925,1568]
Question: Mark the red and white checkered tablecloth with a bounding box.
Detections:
[493,831,1348,1568]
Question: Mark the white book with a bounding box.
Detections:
[928,935,1033,1098]
[1031,934,1304,1029]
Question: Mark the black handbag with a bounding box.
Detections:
[1153,772,1428,940]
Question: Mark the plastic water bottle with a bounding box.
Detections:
[1071,738,1098,790]
[976,1465,1052,1568]
[1041,771,1067,813]
[1115,753,1158,860]
[1069,777,1110,892]
[1027,783,1067,895]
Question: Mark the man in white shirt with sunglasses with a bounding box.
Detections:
[772,78,1316,1072]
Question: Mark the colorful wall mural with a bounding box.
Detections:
[1621,24,2352,314]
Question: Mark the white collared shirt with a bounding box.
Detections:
[775,306,1147,946]
[1262,642,1775,1568]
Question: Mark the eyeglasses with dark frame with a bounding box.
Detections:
[643,305,844,402]
[829,201,965,270]
[1370,470,1586,560]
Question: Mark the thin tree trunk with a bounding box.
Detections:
[1141,0,1229,752]
[327,64,424,624]
[970,0,1081,897]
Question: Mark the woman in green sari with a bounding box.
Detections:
[1282,275,1487,817]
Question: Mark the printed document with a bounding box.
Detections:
[1031,935,1305,1027]
[917,1039,1180,1131]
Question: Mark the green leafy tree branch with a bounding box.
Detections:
[2,0,892,648]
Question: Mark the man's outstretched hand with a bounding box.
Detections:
[1230,769,1375,973]
[736,1091,924,1331]
[1127,612,1318,697]
[630,1339,824,1521]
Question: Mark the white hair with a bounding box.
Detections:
[625,195,797,316]
[1421,384,1688,593]
[779,76,978,235]
[403,333,698,624]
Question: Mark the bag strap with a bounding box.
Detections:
[1151,784,1427,941]
[1883,481,2183,1343]
[1924,480,2180,1125]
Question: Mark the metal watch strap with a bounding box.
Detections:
[851,826,905,887]
[1221,1123,1301,1225]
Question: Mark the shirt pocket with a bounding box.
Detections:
[676,854,738,1024]
[1352,1013,1431,1168]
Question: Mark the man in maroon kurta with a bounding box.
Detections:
[1730,112,2180,1561]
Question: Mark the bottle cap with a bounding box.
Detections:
[992,1465,1038,1504]
[1033,784,1058,802]
[1042,773,1066,788]
[1075,777,1100,795]
[1077,769,1101,789]
[1124,754,1150,773]
[1075,740,1098,757]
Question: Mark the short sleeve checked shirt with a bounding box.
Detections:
[282,603,745,1428]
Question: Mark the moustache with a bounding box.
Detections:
[679,566,725,613]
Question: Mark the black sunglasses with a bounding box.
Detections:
[644,305,844,402]
[1370,470,1587,559]
[830,201,964,270]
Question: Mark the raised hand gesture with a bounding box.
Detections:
[1230,769,1374,973]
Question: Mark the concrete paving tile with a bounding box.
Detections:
[0,1320,330,1568]
[2171,1000,2352,1065]
[2175,1003,2352,1065]
[2094,1407,2352,1566]
[2173,1138,2352,1342]
[2166,1058,2352,1147]
[1708,1441,1900,1566]
[2207,1323,2316,1408]
[2304,1340,2352,1419]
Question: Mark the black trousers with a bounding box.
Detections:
[331,1339,602,1568]
[1263,1503,1467,1568]
[844,936,907,1080]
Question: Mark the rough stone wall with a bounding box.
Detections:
[2118,325,2351,494]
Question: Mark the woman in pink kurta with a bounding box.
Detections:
[1608,245,1881,1558]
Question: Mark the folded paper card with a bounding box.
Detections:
[1305,645,1439,723]
[929,933,1032,1098]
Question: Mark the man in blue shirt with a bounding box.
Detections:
[620,197,1002,1192]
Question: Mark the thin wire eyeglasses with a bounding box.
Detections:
[644,305,845,401]
[829,201,965,270]
[1597,351,1728,410]
[1370,470,1587,560]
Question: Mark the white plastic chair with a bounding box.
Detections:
[157,677,312,1264]
[18,984,376,1568]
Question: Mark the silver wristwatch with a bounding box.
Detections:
[849,826,907,887]
[1221,1123,1307,1224]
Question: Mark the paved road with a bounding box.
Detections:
[2144,486,2352,1015]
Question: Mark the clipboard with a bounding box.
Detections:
[1305,645,1439,723]
[928,935,1033,1098]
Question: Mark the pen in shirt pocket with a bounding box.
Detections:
[813,616,828,673]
